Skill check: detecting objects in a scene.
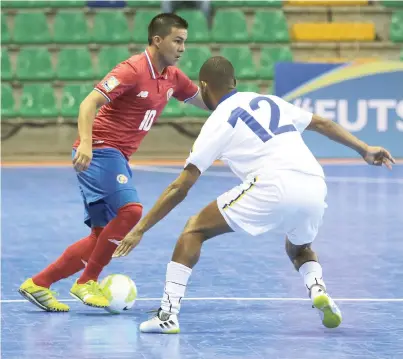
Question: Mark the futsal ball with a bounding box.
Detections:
[100,274,137,314]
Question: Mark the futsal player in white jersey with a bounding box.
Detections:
[113,56,395,334]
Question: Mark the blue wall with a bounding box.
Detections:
[275,62,403,158]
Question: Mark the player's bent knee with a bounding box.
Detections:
[286,237,312,259]
[182,216,210,240]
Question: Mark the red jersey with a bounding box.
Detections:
[73,49,199,159]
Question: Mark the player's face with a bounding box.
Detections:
[200,81,216,111]
[159,27,187,66]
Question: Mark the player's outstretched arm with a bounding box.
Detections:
[113,164,201,257]
[73,91,108,172]
[307,114,395,169]
[186,91,209,110]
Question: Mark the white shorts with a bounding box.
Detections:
[217,170,327,245]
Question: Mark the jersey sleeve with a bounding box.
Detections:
[276,96,313,133]
[172,68,199,103]
[94,61,137,102]
[184,112,233,174]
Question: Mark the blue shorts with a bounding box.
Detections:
[72,148,141,228]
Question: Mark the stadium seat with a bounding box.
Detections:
[211,0,244,7]
[212,10,249,43]
[176,10,210,42]
[161,99,184,118]
[127,0,161,7]
[1,84,17,118]
[20,84,58,118]
[132,10,160,43]
[61,84,94,117]
[237,82,260,93]
[390,12,403,42]
[286,0,367,5]
[13,12,51,44]
[97,47,131,77]
[381,0,403,7]
[16,48,54,81]
[57,48,94,80]
[220,47,257,79]
[179,47,212,79]
[1,49,13,81]
[48,0,86,7]
[3,1,49,8]
[93,12,130,43]
[291,23,375,41]
[2,14,10,44]
[245,0,283,6]
[54,11,89,43]
[252,11,290,43]
[259,47,293,80]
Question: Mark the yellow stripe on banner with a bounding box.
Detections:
[223,177,258,210]
[283,61,403,101]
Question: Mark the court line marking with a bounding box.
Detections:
[2,297,403,303]
[133,166,403,184]
[2,160,402,168]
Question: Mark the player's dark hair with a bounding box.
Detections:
[199,56,236,90]
[148,13,188,45]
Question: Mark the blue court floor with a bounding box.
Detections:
[2,164,403,359]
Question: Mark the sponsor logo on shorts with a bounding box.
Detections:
[102,76,120,93]
[117,174,128,184]
[167,88,174,101]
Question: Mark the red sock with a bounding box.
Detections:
[32,227,103,288]
[77,203,142,284]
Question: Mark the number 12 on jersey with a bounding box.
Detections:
[228,96,296,142]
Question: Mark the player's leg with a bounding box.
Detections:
[18,158,105,312]
[69,148,143,308]
[286,239,341,328]
[140,200,233,333]
[284,174,341,328]
[18,227,102,312]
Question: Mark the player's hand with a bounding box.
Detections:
[363,146,395,170]
[73,142,93,172]
[112,230,143,258]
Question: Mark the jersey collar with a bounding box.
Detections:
[218,89,238,106]
[144,49,168,80]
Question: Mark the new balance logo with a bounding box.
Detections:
[137,91,149,98]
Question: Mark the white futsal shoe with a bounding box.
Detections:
[310,284,342,328]
[140,308,180,334]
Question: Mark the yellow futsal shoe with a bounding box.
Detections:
[18,278,69,312]
[70,280,109,308]
[311,285,342,329]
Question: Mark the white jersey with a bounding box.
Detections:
[185,91,324,181]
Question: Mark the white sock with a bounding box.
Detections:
[161,261,192,315]
[299,261,326,296]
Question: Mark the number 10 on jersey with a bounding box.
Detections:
[139,110,157,131]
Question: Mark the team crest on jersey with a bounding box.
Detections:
[116,174,128,184]
[167,88,174,101]
[102,76,120,93]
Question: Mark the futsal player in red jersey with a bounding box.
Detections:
[19,13,208,312]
